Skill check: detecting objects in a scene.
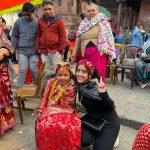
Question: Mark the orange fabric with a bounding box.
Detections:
[0,0,30,11]
[57,66,70,74]
[24,58,42,84]
[68,41,83,62]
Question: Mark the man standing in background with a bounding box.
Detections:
[36,1,66,70]
[11,2,39,87]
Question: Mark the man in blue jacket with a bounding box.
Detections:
[11,2,39,87]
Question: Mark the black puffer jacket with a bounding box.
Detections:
[78,81,115,115]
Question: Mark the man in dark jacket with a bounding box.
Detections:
[36,1,66,70]
[11,3,39,87]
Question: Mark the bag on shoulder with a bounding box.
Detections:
[81,114,108,132]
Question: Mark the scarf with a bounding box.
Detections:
[79,81,102,101]
[76,13,116,58]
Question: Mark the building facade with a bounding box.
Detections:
[139,0,150,30]
[2,0,150,32]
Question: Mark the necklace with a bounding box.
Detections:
[49,80,66,102]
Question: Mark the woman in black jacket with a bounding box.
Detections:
[75,59,120,150]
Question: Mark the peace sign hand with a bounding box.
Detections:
[96,77,107,93]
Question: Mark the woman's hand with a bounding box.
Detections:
[0,48,10,56]
[96,78,107,93]
[37,112,42,119]
[3,49,10,56]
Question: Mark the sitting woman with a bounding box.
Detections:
[132,124,150,150]
[136,40,150,88]
[0,24,15,136]
[35,63,81,150]
[75,59,120,150]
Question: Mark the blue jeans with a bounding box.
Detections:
[17,54,39,87]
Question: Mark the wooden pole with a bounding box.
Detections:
[117,0,123,31]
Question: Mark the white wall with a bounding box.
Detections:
[2,12,19,28]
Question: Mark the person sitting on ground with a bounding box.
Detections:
[75,59,120,150]
[35,62,81,150]
[132,124,150,150]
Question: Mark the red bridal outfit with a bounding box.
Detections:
[0,31,15,136]
[35,78,81,150]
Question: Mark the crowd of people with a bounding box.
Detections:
[0,1,150,150]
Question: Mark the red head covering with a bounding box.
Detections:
[57,66,70,74]
[77,59,95,77]
[56,63,72,75]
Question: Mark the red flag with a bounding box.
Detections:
[0,0,30,11]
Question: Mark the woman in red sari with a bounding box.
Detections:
[35,63,81,150]
[0,22,16,136]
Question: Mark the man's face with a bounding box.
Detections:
[24,12,35,21]
[42,4,55,17]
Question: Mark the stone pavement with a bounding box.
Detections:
[107,77,150,130]
[0,108,138,150]
[1,76,149,150]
